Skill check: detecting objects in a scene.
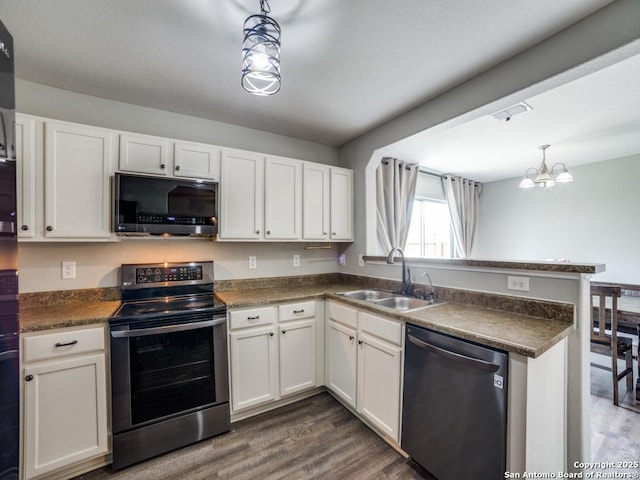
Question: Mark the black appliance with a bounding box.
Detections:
[0,17,19,480]
[402,324,508,480]
[109,261,229,470]
[114,172,218,236]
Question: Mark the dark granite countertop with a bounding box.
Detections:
[216,284,572,358]
[20,279,572,358]
[20,301,120,333]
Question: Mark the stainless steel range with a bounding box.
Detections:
[109,261,229,470]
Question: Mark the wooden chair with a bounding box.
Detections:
[590,285,634,406]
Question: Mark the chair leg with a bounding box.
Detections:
[612,353,620,406]
[626,351,633,391]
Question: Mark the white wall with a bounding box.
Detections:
[15,80,342,293]
[18,240,342,293]
[473,155,640,284]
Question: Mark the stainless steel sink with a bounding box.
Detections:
[336,289,396,301]
[336,289,445,312]
[374,296,443,312]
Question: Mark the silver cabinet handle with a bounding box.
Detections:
[111,317,225,338]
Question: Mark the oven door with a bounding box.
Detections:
[110,312,228,434]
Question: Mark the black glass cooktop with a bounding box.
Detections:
[112,294,225,319]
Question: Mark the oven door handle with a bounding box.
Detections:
[111,317,226,338]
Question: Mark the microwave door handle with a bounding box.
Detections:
[111,317,225,338]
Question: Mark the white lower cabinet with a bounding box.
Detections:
[22,326,108,480]
[229,324,279,412]
[326,302,404,443]
[228,301,322,414]
[326,319,357,408]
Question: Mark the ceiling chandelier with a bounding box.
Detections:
[241,0,281,96]
[519,144,574,189]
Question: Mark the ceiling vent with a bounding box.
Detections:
[491,102,532,122]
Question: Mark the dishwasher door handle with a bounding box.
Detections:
[408,334,501,372]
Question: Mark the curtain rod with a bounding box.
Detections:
[418,168,445,179]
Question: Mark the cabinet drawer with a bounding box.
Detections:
[358,311,402,346]
[327,301,358,329]
[279,301,316,322]
[23,326,105,363]
[229,306,276,330]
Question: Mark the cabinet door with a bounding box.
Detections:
[44,122,114,239]
[229,325,278,412]
[279,319,316,396]
[326,320,357,408]
[174,141,220,180]
[15,114,36,238]
[23,353,108,479]
[219,149,264,240]
[356,331,402,441]
[330,167,354,241]
[303,162,330,240]
[119,132,171,175]
[264,156,302,240]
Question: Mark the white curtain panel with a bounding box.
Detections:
[442,175,482,258]
[376,158,419,253]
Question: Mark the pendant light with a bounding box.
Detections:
[241,0,281,96]
[519,145,574,189]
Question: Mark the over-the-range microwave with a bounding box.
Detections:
[114,173,218,236]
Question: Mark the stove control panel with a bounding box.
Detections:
[135,265,203,284]
[120,261,213,289]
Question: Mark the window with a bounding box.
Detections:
[404,198,452,258]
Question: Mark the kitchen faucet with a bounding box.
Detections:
[420,272,435,303]
[386,247,410,295]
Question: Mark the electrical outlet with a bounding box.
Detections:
[337,254,346,266]
[62,261,76,279]
[249,256,257,269]
[293,255,300,267]
[507,275,530,291]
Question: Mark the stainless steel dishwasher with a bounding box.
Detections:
[401,324,508,480]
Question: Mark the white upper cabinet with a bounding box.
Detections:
[303,162,330,241]
[264,156,302,240]
[118,132,171,176]
[174,141,220,180]
[219,149,264,240]
[119,133,220,180]
[330,167,354,241]
[44,121,115,240]
[15,113,36,238]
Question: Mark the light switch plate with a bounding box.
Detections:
[249,256,257,269]
[293,255,300,267]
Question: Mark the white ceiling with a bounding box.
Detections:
[2,0,638,182]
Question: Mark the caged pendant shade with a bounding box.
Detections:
[241,0,281,96]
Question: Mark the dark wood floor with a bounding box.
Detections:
[74,358,639,480]
[74,393,434,480]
